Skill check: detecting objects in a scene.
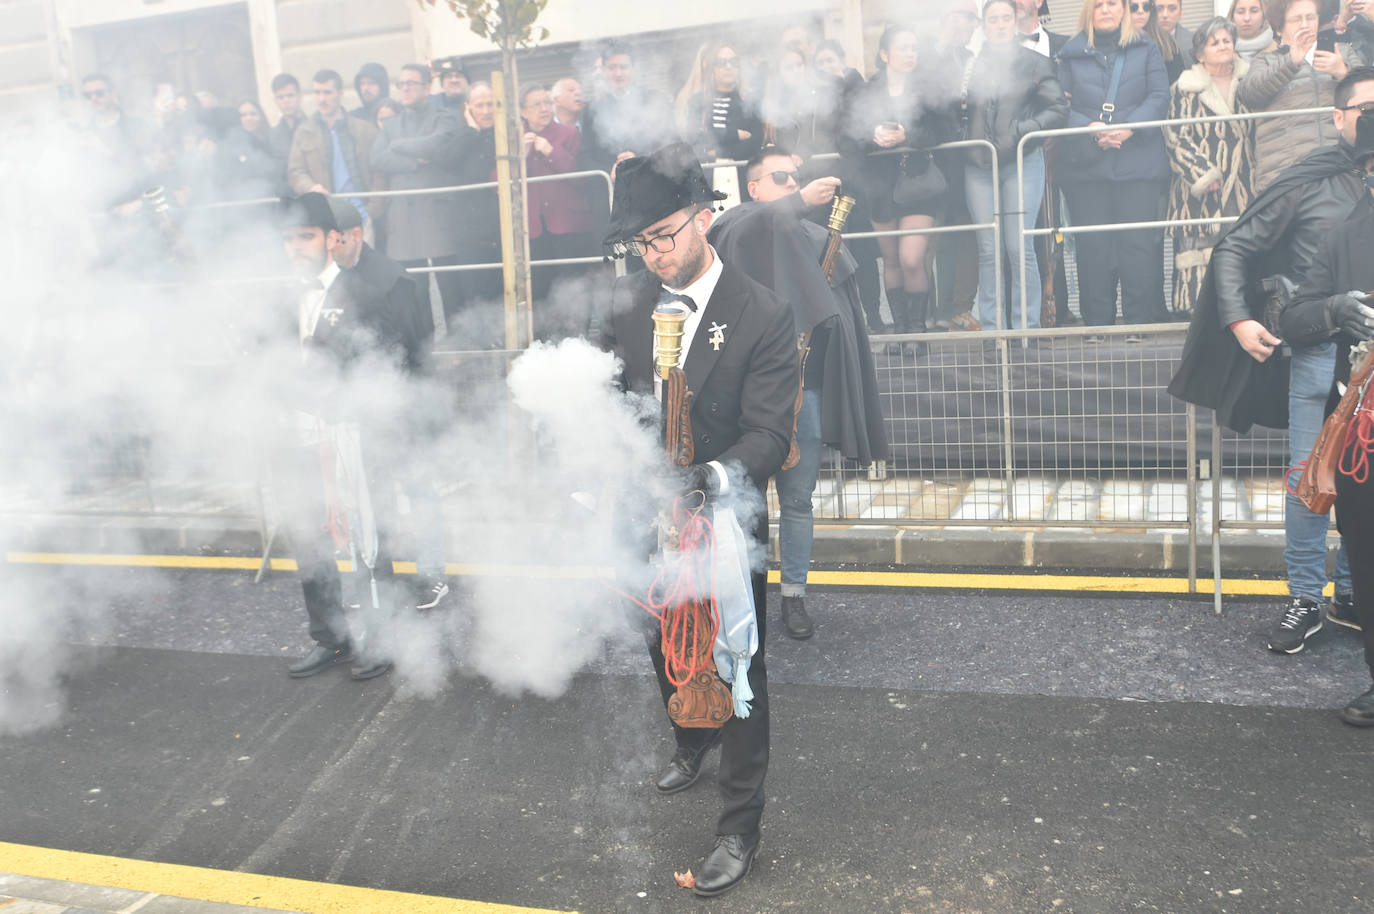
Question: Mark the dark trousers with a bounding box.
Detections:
[272,441,398,650]
[530,231,597,341]
[649,567,769,837]
[1061,178,1167,326]
[450,241,504,349]
[1335,469,1374,682]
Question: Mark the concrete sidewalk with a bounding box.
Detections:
[0,871,297,914]
[0,473,1303,575]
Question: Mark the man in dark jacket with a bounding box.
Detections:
[268,73,305,164]
[429,56,469,115]
[451,82,504,348]
[325,197,449,611]
[371,63,465,331]
[1170,67,1374,655]
[350,62,391,121]
[598,143,797,897]
[1277,134,1374,726]
[710,146,888,640]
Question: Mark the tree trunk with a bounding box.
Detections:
[492,37,532,350]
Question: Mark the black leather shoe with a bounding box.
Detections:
[781,595,813,640]
[287,644,353,678]
[692,832,761,897]
[654,741,715,794]
[1340,687,1374,727]
[350,657,392,681]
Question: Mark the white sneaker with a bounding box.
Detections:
[416,579,450,611]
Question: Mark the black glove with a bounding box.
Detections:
[1325,291,1374,341]
[681,463,720,501]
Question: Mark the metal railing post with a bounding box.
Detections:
[1186,401,1198,595]
[1212,414,1224,614]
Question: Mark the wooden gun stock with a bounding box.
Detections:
[664,366,695,468]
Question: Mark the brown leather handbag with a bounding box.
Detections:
[1293,341,1374,514]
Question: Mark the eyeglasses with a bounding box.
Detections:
[610,214,695,257]
[83,89,107,99]
[395,79,425,88]
[713,57,740,69]
[1340,102,1374,113]
[1129,2,1154,12]
[766,170,799,186]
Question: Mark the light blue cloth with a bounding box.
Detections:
[710,504,757,718]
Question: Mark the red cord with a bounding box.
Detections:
[1339,401,1374,484]
[603,498,720,688]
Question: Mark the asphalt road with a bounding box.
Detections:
[1,565,1372,914]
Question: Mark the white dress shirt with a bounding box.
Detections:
[295,258,342,443]
[298,258,341,356]
[1019,27,1052,58]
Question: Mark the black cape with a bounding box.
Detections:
[709,195,888,463]
[1167,145,1357,432]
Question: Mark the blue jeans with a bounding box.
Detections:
[1286,343,1351,601]
[776,389,822,596]
[964,146,1045,331]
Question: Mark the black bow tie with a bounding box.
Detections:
[658,291,697,312]
[1021,31,1042,43]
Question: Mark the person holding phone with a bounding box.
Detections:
[1238,0,1364,192]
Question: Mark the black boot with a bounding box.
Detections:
[862,295,886,334]
[884,288,906,357]
[903,291,929,358]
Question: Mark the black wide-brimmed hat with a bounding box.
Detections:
[278,191,337,232]
[602,142,726,249]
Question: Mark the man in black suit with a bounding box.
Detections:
[598,143,798,897]
[275,193,428,681]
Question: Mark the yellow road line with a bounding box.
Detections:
[4,551,1290,595]
[0,841,570,914]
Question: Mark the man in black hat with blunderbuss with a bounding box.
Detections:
[597,142,798,896]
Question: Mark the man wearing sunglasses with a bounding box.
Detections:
[1171,68,1374,655]
[709,147,888,642]
[598,142,797,897]
[80,73,150,205]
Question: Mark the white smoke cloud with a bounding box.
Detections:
[0,101,744,731]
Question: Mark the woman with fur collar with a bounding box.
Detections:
[1164,17,1254,313]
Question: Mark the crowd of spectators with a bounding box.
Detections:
[70,0,1374,344]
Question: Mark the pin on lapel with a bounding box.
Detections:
[708,322,727,351]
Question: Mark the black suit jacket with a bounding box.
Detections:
[598,262,799,492]
[313,244,429,378]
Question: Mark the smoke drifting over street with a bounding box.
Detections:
[0,111,696,732]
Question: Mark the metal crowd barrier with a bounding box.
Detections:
[1010,107,1335,607]
[27,115,1338,604]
